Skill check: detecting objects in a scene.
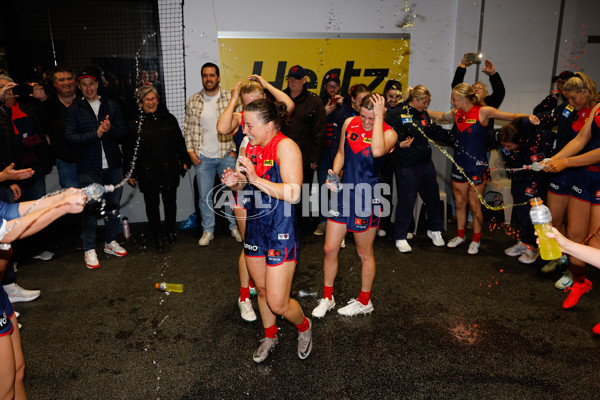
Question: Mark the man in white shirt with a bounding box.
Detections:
[184,63,241,246]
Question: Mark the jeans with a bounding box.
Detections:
[195,154,237,233]
[56,159,80,189]
[79,168,124,251]
[19,174,46,202]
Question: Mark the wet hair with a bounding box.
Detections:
[562,72,600,104]
[472,81,489,100]
[244,99,288,131]
[135,84,159,104]
[0,75,14,83]
[349,83,370,100]
[359,93,378,110]
[383,80,402,96]
[401,85,431,103]
[452,83,485,106]
[201,62,220,77]
[52,65,74,81]
[498,119,526,145]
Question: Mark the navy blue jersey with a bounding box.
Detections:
[243,133,299,264]
[451,105,488,171]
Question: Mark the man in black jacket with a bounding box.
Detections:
[65,67,128,269]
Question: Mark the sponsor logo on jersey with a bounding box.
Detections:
[329,209,340,217]
[355,218,366,226]
[263,159,274,166]
[550,182,559,190]
[268,249,282,257]
[363,137,372,144]
[525,187,534,195]
[348,132,359,141]
[401,114,412,124]
[531,153,543,162]
[596,190,600,198]
[466,119,476,123]
[278,233,289,240]
[421,120,428,126]
[362,149,370,157]
[572,185,583,194]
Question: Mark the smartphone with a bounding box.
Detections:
[465,52,483,64]
[11,84,33,98]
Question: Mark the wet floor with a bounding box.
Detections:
[13,222,600,399]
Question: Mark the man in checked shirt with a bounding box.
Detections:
[184,62,242,246]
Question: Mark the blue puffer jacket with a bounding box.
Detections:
[64,97,126,173]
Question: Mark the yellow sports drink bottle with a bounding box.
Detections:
[529,197,562,260]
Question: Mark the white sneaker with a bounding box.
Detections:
[32,250,55,261]
[198,231,214,246]
[311,296,336,318]
[104,241,127,257]
[555,269,573,290]
[467,241,480,255]
[238,298,257,322]
[340,238,346,248]
[231,227,243,243]
[84,250,100,269]
[518,247,540,264]
[3,283,40,303]
[406,233,414,240]
[338,298,374,317]
[377,229,386,237]
[447,236,466,248]
[395,239,412,253]
[427,230,445,247]
[504,241,527,257]
[313,223,326,236]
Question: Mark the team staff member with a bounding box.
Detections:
[451,54,505,109]
[312,94,397,318]
[497,118,553,264]
[221,99,312,363]
[217,75,294,323]
[446,83,538,255]
[385,85,446,253]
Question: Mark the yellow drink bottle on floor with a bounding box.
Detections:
[529,198,562,260]
[155,282,184,293]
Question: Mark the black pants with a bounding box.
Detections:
[394,161,443,240]
[142,185,178,238]
[511,175,549,247]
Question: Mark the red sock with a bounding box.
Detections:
[472,232,482,243]
[249,280,255,290]
[295,317,310,332]
[323,285,334,300]
[357,290,371,305]
[458,229,466,238]
[240,286,250,301]
[264,325,278,339]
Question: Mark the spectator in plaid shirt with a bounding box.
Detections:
[184,63,242,246]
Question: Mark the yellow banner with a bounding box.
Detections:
[217,34,410,96]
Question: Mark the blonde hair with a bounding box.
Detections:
[452,83,485,106]
[402,85,431,103]
[562,72,600,104]
[472,81,489,101]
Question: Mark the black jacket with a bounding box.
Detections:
[124,107,191,193]
[283,87,326,165]
[385,102,448,167]
[451,66,505,109]
[64,96,126,173]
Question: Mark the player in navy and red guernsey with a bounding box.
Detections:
[543,73,600,321]
[311,93,397,318]
[446,83,539,256]
[221,99,311,363]
[217,76,294,323]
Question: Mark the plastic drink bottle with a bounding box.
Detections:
[155,282,184,293]
[327,170,342,192]
[529,197,562,260]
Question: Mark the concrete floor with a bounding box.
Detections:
[12,221,600,400]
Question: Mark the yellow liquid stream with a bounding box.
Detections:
[534,223,562,260]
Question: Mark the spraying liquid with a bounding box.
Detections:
[529,197,562,260]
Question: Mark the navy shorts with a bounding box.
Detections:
[244,241,298,266]
[0,287,14,337]
[548,170,575,196]
[571,166,600,204]
[451,166,490,186]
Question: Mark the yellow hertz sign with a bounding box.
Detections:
[217,33,410,95]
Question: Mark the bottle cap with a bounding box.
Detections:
[529,197,543,206]
[155,283,159,289]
